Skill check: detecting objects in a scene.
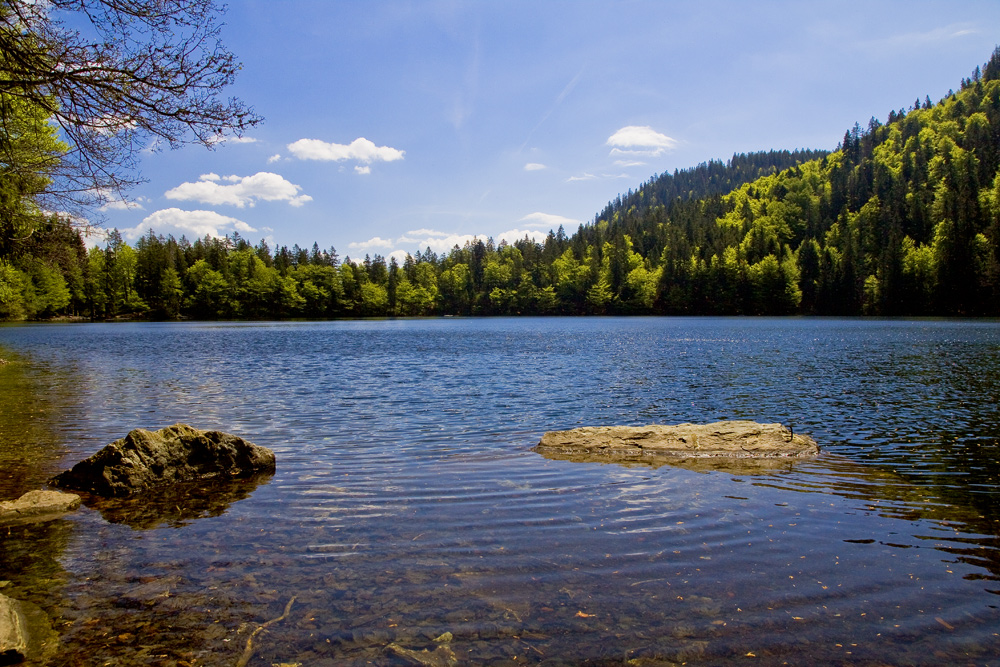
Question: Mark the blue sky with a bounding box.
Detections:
[96,1,1000,262]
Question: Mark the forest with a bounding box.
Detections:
[3,47,1000,320]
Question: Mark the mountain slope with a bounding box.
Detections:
[569,46,1000,316]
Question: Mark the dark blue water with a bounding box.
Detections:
[1,317,998,665]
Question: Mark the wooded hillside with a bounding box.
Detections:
[4,48,1000,319]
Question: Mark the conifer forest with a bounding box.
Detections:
[4,49,1000,320]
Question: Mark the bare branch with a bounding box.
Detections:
[0,0,262,213]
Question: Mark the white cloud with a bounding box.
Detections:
[606,125,677,156]
[267,154,282,164]
[393,227,550,255]
[406,228,450,238]
[568,171,630,182]
[519,212,581,229]
[348,237,395,251]
[91,114,137,137]
[142,138,163,155]
[206,133,258,146]
[354,223,579,261]
[396,232,480,254]
[387,249,410,266]
[524,163,546,171]
[165,172,312,208]
[122,208,256,241]
[97,192,147,211]
[495,228,549,244]
[80,226,108,249]
[355,165,371,175]
[287,137,405,164]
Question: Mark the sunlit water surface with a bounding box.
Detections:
[1,317,999,666]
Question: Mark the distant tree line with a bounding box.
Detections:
[0,150,828,320]
[4,48,1000,319]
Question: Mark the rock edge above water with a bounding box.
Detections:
[0,490,81,525]
[535,421,819,467]
[50,423,275,497]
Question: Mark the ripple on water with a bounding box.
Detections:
[0,318,998,665]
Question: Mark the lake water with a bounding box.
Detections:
[0,317,998,666]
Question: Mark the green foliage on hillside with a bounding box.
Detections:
[5,49,1000,320]
[576,48,1000,316]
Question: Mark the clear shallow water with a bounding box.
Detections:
[0,317,998,666]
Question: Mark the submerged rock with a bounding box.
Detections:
[87,472,273,529]
[50,424,275,497]
[535,421,818,470]
[0,490,81,525]
[0,593,57,664]
[0,593,25,664]
[387,642,458,667]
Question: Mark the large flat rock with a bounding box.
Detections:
[50,424,275,497]
[535,421,819,470]
[0,490,81,525]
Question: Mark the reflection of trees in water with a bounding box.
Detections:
[536,437,1000,592]
[756,455,1000,591]
[0,348,77,497]
[0,475,275,666]
[0,434,274,664]
[847,344,1000,517]
[0,518,73,663]
[777,340,1000,590]
[0,519,74,597]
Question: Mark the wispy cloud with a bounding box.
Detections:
[871,23,979,50]
[567,171,630,182]
[287,137,405,166]
[123,208,256,241]
[614,159,646,168]
[520,66,586,152]
[524,162,547,171]
[165,172,312,208]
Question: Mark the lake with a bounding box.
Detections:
[1,317,998,666]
